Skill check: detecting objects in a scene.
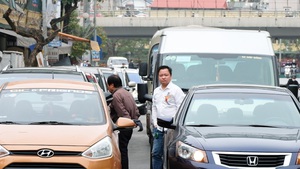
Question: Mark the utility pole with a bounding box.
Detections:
[93,0,97,66]
[83,0,90,29]
[42,0,48,66]
[93,0,97,42]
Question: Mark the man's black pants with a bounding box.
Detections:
[119,129,133,169]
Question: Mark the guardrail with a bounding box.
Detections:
[96,9,300,18]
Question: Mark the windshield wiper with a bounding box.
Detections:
[186,124,218,127]
[181,88,189,92]
[0,121,19,124]
[247,124,278,128]
[29,121,72,125]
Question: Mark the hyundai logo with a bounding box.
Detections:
[246,156,259,166]
[37,149,54,158]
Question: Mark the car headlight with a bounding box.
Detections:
[176,141,208,163]
[297,152,300,165]
[82,136,113,159]
[0,145,9,157]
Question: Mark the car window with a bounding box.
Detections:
[184,93,300,127]
[0,89,105,125]
[94,74,107,92]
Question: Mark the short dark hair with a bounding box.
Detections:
[107,74,122,88]
[157,65,172,77]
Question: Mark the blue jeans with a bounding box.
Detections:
[152,128,164,169]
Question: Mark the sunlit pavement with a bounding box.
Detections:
[128,115,151,169]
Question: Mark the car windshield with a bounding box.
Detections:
[127,72,143,83]
[0,89,105,125]
[184,93,300,127]
[160,54,275,89]
[0,73,85,86]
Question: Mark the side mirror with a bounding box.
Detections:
[128,81,136,88]
[157,118,176,129]
[138,83,152,103]
[139,62,147,76]
[113,117,136,131]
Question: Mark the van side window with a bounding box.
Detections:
[149,44,159,78]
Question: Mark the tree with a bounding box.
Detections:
[65,9,107,62]
[3,0,103,67]
[103,38,149,62]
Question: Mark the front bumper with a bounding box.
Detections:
[0,146,121,169]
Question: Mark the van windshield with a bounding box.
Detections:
[161,54,275,88]
[112,59,128,65]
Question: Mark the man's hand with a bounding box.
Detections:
[133,119,143,132]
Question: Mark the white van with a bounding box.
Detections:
[143,25,279,88]
[107,56,129,68]
[138,25,280,144]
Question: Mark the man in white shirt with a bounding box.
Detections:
[151,65,185,169]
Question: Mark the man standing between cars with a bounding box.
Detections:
[107,74,140,169]
[152,65,185,169]
[129,59,134,68]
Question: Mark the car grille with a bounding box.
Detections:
[213,152,290,168]
[10,150,81,156]
[4,151,84,168]
[5,163,85,169]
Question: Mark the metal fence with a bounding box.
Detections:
[98,9,300,18]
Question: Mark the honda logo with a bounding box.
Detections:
[246,156,259,166]
[37,149,54,158]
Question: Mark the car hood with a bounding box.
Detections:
[186,126,300,152]
[0,125,110,146]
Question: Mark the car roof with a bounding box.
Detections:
[190,84,290,96]
[2,79,97,91]
[1,66,83,74]
[124,68,138,73]
[0,66,88,82]
[74,66,100,74]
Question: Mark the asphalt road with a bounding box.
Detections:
[128,115,151,169]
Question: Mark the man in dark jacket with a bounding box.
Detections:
[107,74,140,169]
[287,74,299,87]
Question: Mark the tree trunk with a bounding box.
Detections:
[3,1,79,67]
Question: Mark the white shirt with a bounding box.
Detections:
[152,82,185,131]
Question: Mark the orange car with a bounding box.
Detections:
[0,79,136,169]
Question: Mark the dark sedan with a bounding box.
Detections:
[158,84,300,169]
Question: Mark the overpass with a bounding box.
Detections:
[92,10,300,39]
